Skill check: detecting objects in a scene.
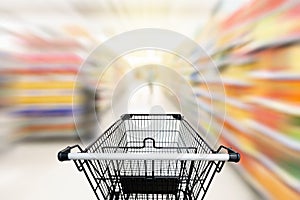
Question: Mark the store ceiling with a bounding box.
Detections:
[0,0,249,42]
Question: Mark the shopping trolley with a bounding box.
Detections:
[58,114,240,200]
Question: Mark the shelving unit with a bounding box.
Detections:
[188,0,300,199]
[0,24,131,140]
[1,5,96,138]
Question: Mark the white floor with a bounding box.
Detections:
[0,85,260,200]
[0,141,258,200]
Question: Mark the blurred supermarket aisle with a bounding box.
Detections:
[0,86,260,200]
[1,0,300,199]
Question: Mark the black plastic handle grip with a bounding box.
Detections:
[58,146,71,161]
[228,151,240,163]
[58,145,83,162]
[216,145,240,163]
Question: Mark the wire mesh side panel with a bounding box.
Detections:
[80,119,127,200]
[77,114,225,200]
[179,119,225,200]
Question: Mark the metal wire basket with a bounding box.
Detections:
[58,114,240,200]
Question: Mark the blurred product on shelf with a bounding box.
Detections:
[190,0,300,199]
[0,52,84,139]
[0,12,136,140]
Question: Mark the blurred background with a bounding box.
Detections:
[0,0,300,199]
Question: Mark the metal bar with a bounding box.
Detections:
[68,153,230,161]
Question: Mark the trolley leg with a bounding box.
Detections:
[109,192,120,200]
[184,161,194,200]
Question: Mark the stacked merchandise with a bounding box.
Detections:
[0,27,91,140]
[0,25,133,141]
[191,0,300,199]
[0,53,16,148]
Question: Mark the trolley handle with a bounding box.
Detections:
[216,145,240,163]
[58,145,240,162]
[121,114,182,120]
[58,145,83,162]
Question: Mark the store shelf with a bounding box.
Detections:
[257,153,300,192]
[194,87,249,109]
[249,71,300,81]
[191,0,300,198]
[247,119,300,151]
[249,97,300,116]
[207,37,250,58]
[221,132,270,198]
[190,73,252,87]
[221,124,300,198]
[245,34,300,54]
[232,164,272,199]
[218,0,297,44]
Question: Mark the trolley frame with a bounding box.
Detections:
[58,114,240,200]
